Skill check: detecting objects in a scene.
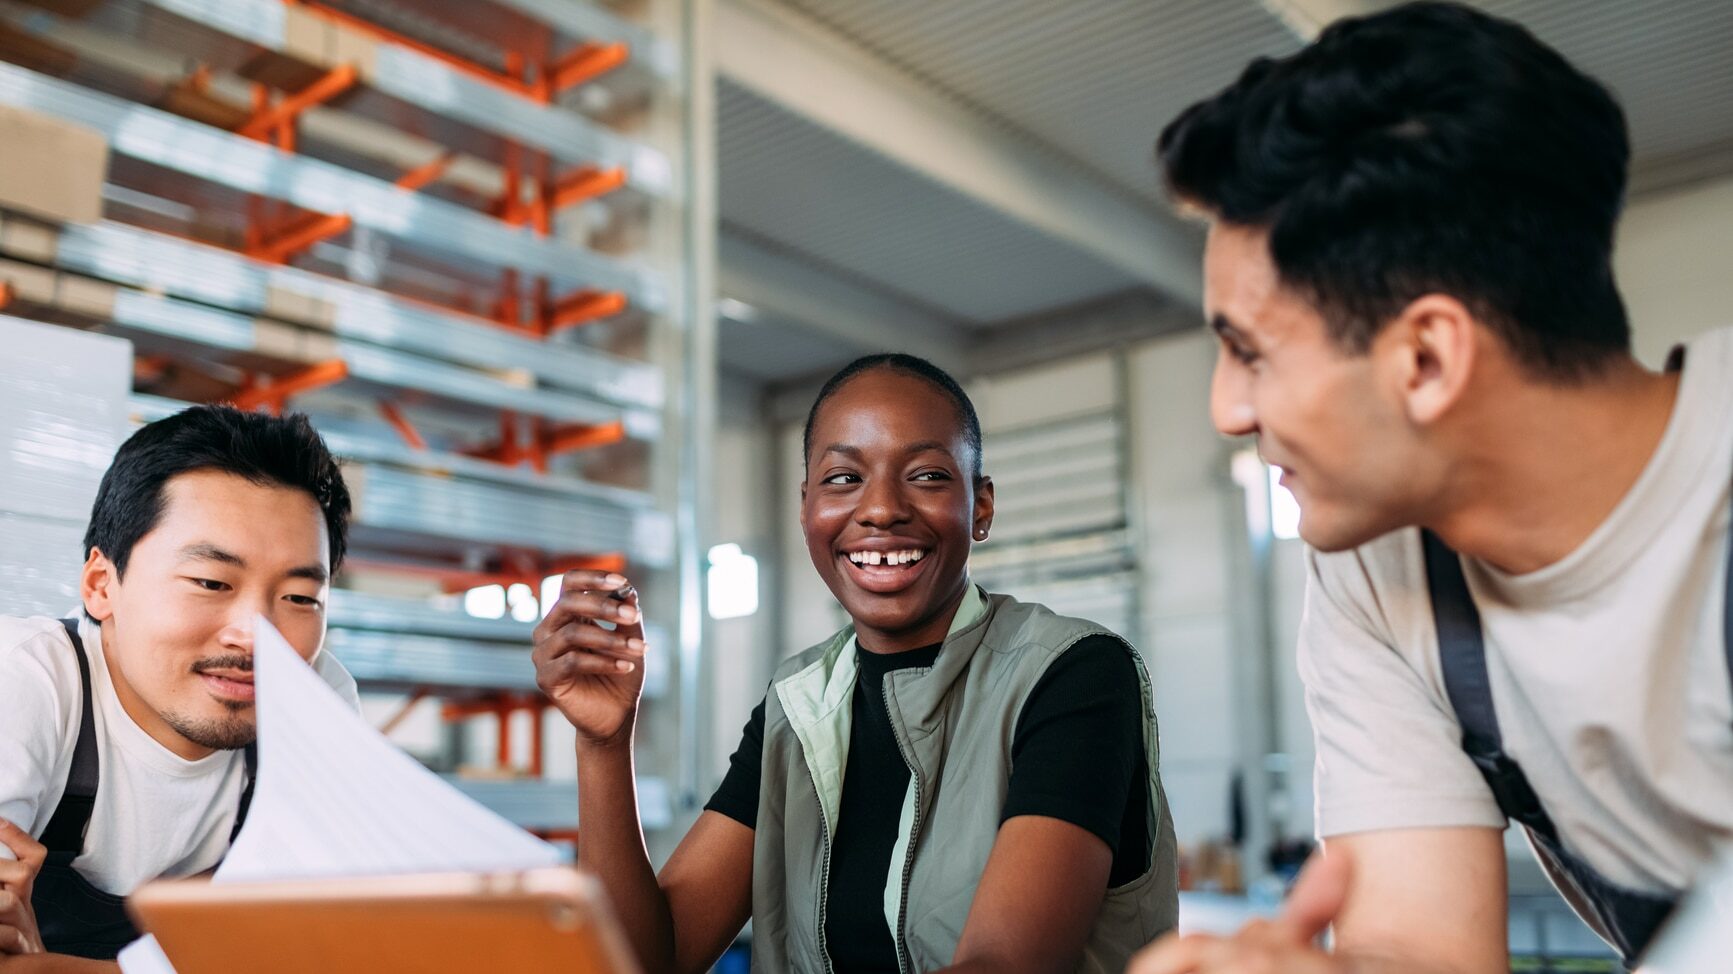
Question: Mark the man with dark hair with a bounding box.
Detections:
[0,406,358,969]
[1133,3,1731,973]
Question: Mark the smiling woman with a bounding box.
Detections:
[535,354,1178,974]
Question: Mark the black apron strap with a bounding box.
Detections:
[1723,475,1733,724]
[231,744,258,843]
[38,620,99,866]
[1421,531,1560,844]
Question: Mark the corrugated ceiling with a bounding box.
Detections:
[718,0,1733,381]
[763,0,1304,204]
[769,0,1733,200]
[1467,0,1733,190]
[718,76,1146,325]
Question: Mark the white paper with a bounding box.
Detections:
[1637,848,1733,973]
[118,617,562,973]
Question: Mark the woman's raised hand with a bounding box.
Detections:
[532,571,649,747]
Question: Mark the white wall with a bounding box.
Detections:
[1124,332,1266,853]
[776,420,851,655]
[706,383,785,788]
[1615,174,1733,366]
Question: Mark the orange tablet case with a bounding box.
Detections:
[128,867,640,974]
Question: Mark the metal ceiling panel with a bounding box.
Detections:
[763,0,1302,205]
[1464,0,1733,189]
[718,76,1145,325]
[717,309,869,382]
[771,0,1733,201]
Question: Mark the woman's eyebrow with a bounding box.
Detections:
[821,441,955,459]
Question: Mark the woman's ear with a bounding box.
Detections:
[972,476,995,542]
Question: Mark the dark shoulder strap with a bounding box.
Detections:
[39,619,100,862]
[1723,473,1733,723]
[230,744,257,843]
[1421,531,1560,844]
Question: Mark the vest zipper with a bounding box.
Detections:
[885,678,923,974]
[805,760,838,974]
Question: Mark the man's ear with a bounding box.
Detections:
[1380,293,1479,427]
[81,548,117,622]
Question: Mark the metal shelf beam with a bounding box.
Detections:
[43,221,664,409]
[137,0,675,195]
[0,62,669,310]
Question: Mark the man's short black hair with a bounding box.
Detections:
[1157,1,1631,379]
[803,354,984,481]
[84,406,352,576]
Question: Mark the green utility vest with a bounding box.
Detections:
[751,586,1178,973]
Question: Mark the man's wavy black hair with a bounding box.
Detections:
[1158,1,1631,379]
[84,405,351,575]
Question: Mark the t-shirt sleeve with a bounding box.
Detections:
[0,618,80,850]
[703,694,766,830]
[1299,544,1505,838]
[1001,635,1142,854]
[312,648,361,711]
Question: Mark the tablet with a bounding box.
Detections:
[128,867,641,974]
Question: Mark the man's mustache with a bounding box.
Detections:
[191,655,254,674]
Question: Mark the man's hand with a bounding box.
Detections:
[1129,848,1353,974]
[0,819,45,956]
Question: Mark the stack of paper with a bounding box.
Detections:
[118,619,563,973]
[1636,850,1733,973]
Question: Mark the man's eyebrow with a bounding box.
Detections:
[1210,313,1252,344]
[178,543,245,567]
[902,441,955,458]
[820,444,864,460]
[177,544,328,584]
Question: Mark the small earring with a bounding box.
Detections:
[975,529,987,539]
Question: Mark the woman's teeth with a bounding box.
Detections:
[847,549,927,566]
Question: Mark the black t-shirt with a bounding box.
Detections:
[704,635,1148,971]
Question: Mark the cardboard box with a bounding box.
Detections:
[253,319,311,362]
[264,284,339,330]
[328,21,380,81]
[282,5,333,66]
[54,274,116,319]
[0,106,109,225]
[0,214,59,263]
[0,258,58,305]
[299,330,340,361]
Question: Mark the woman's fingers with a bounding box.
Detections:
[541,620,646,663]
[534,578,642,641]
[535,647,639,694]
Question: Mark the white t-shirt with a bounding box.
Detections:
[0,613,359,894]
[1299,325,1733,895]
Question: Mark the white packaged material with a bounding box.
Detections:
[0,513,84,617]
[0,315,130,522]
